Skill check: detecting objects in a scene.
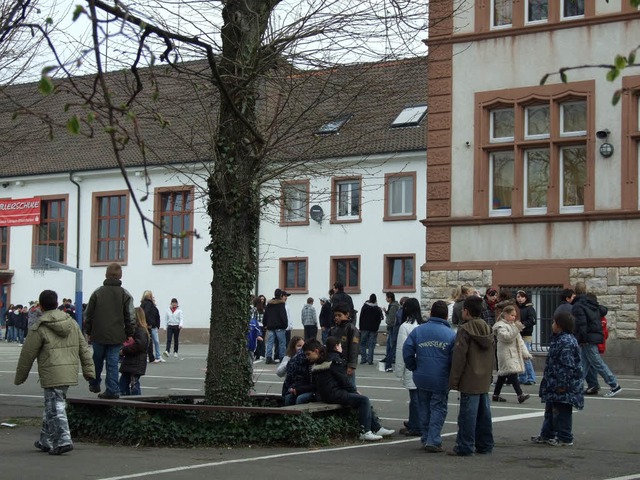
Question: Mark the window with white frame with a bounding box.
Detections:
[492,0,512,27]
[527,0,548,22]
[524,149,550,212]
[490,151,514,214]
[562,0,584,18]
[483,95,589,216]
[332,177,361,222]
[560,145,587,211]
[281,181,309,225]
[490,108,515,142]
[385,172,416,219]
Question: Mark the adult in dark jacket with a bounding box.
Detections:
[358,294,383,365]
[304,338,394,441]
[119,307,150,396]
[263,288,288,364]
[516,290,537,385]
[141,291,162,363]
[571,283,622,397]
[85,263,135,399]
[481,288,498,326]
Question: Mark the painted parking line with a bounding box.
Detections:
[95,411,544,480]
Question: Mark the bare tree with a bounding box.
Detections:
[0,0,431,405]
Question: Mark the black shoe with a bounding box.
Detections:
[368,362,374,365]
[518,394,531,404]
[360,360,368,364]
[49,444,73,455]
[584,386,600,395]
[34,441,50,453]
[265,358,274,364]
[97,392,120,400]
[492,395,507,402]
[88,384,101,393]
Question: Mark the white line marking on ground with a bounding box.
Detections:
[168,388,201,392]
[604,475,640,480]
[94,411,544,480]
[0,393,42,399]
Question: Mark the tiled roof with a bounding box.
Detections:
[0,57,427,178]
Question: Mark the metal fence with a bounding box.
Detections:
[504,285,563,352]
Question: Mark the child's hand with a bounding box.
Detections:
[347,367,354,376]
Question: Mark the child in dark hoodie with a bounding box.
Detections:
[448,295,495,457]
[304,337,394,442]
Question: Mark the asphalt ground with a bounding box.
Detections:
[1,342,639,480]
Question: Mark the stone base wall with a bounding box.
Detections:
[420,266,640,375]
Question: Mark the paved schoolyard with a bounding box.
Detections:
[1,343,639,480]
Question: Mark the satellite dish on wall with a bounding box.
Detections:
[310,205,324,224]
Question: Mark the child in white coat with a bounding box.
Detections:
[492,305,531,403]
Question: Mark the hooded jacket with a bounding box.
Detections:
[517,302,537,337]
[493,319,530,376]
[15,309,95,388]
[403,316,456,392]
[359,302,383,332]
[263,298,288,330]
[449,317,494,394]
[572,294,608,345]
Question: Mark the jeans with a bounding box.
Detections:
[518,338,536,384]
[90,343,121,396]
[343,393,381,433]
[385,327,396,369]
[148,327,160,361]
[454,393,494,456]
[265,329,286,360]
[284,391,315,406]
[118,373,141,396]
[166,325,181,353]
[360,330,377,364]
[321,328,329,344]
[303,325,318,341]
[581,343,617,388]
[418,389,449,447]
[40,386,71,450]
[6,325,15,342]
[16,328,25,344]
[540,401,573,443]
[408,389,422,434]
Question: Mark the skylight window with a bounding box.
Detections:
[391,105,427,128]
[317,114,353,135]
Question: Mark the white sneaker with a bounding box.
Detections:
[152,359,161,364]
[375,427,395,437]
[173,352,178,358]
[162,351,169,359]
[359,431,383,441]
[158,358,166,363]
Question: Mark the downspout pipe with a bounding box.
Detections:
[69,172,83,327]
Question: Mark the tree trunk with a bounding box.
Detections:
[203,0,275,405]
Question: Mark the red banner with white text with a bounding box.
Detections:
[0,197,41,226]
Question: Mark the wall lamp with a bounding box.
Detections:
[596,129,614,158]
